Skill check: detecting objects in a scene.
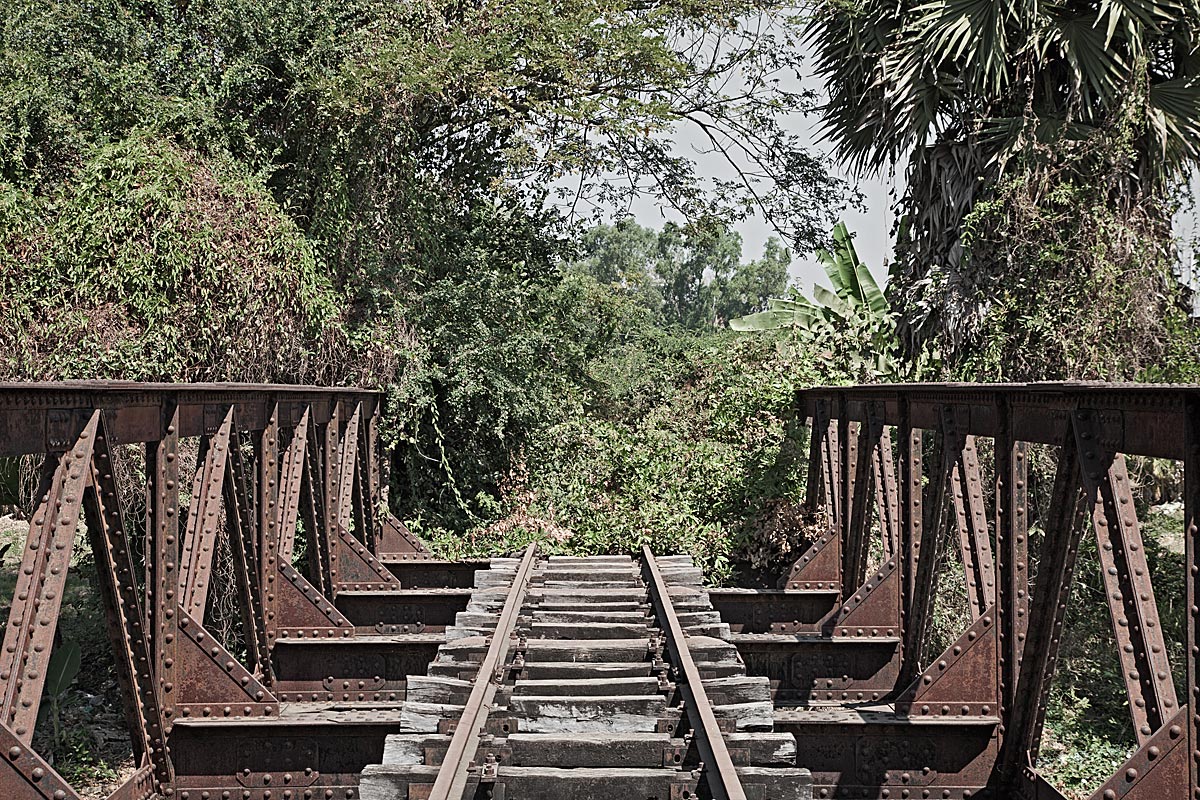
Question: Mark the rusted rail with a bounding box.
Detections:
[643,546,747,800]
[360,551,810,799]
[429,543,537,800]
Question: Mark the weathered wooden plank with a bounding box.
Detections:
[400,701,464,733]
[503,732,673,768]
[380,733,451,765]
[702,676,772,705]
[404,676,473,705]
[508,695,668,733]
[526,621,651,639]
[511,677,661,697]
[714,701,775,731]
[521,662,653,680]
[531,610,649,623]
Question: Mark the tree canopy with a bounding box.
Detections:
[806,0,1200,377]
[570,219,792,327]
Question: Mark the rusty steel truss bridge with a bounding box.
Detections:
[0,381,1197,800]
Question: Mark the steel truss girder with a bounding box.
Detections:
[788,384,1198,800]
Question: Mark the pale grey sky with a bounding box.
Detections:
[616,54,900,293]
[592,38,1198,306]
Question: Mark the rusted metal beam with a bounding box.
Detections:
[224,413,272,682]
[797,383,1189,459]
[1187,392,1200,800]
[898,398,922,619]
[844,415,877,593]
[0,411,97,742]
[277,406,311,566]
[85,415,174,789]
[953,434,996,618]
[872,424,900,561]
[643,546,748,800]
[994,398,1029,764]
[0,720,82,800]
[1074,410,1178,744]
[146,401,180,733]
[0,383,379,456]
[179,409,234,621]
[899,424,949,686]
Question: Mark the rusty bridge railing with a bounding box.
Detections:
[1,381,1198,800]
[0,382,435,800]
[780,383,1199,799]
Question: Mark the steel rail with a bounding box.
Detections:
[641,546,747,800]
[429,543,538,800]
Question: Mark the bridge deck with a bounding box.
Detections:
[0,381,1195,800]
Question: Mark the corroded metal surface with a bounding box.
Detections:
[0,381,1196,800]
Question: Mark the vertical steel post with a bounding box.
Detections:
[147,402,180,733]
[259,401,280,644]
[1185,392,1200,799]
[898,398,922,622]
[901,419,948,685]
[995,400,1028,757]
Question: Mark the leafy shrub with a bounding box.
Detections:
[0,135,406,384]
[409,323,847,581]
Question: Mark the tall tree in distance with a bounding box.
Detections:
[807,0,1200,379]
[569,219,791,327]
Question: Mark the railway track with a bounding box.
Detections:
[5,383,1193,800]
[360,547,811,800]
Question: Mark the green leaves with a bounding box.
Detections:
[728,222,909,380]
[728,297,823,331]
[808,0,1200,377]
[44,642,81,700]
[809,0,1200,181]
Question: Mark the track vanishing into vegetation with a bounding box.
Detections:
[6,383,1199,800]
[360,548,811,800]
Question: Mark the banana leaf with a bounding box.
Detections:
[44,641,81,698]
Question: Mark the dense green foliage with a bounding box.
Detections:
[570,219,793,327]
[1,0,847,546]
[0,136,401,382]
[956,159,1200,382]
[730,221,924,380]
[2,0,1198,795]
[409,314,842,580]
[807,0,1200,377]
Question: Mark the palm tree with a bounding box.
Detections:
[807,0,1200,363]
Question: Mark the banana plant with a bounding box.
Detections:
[729,222,901,379]
[40,641,81,760]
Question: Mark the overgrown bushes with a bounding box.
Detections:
[395,274,846,580]
[0,135,406,384]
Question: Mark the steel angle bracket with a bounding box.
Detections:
[274,561,356,640]
[827,558,902,638]
[335,528,404,591]
[1085,705,1188,800]
[895,606,1000,718]
[781,530,842,592]
[174,608,279,719]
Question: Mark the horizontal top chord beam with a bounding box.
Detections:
[0,382,381,455]
[797,382,1199,459]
